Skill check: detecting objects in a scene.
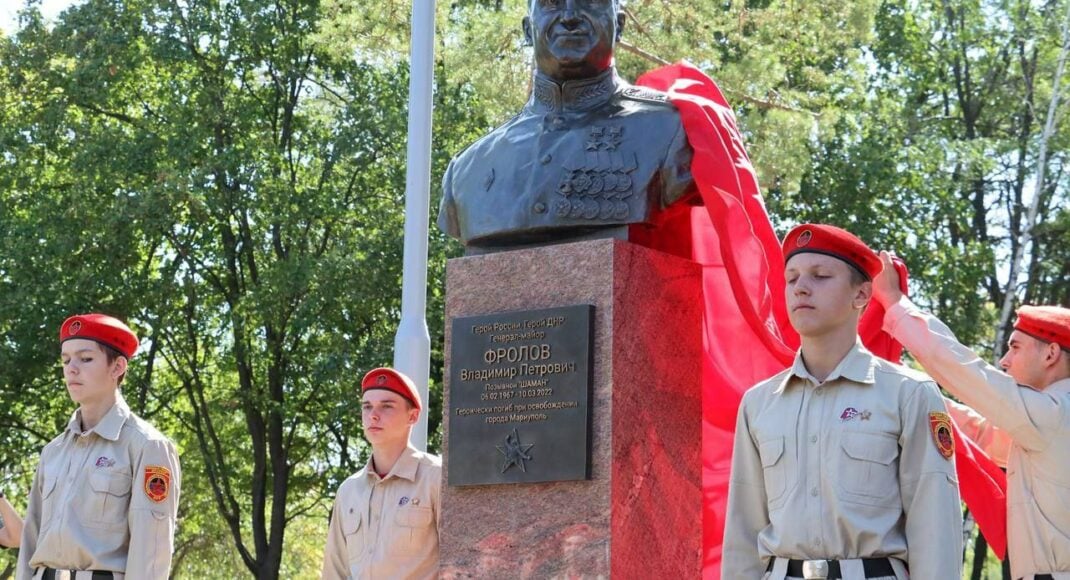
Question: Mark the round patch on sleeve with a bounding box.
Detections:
[929,412,955,459]
[144,466,172,503]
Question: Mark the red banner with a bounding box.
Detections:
[635,62,1007,576]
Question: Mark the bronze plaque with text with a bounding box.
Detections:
[447,305,593,486]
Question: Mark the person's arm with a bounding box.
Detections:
[320,494,349,580]
[943,397,1012,467]
[899,382,963,579]
[126,439,180,579]
[874,251,1066,451]
[0,492,23,548]
[721,397,769,579]
[15,464,43,580]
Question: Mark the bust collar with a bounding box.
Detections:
[530,68,621,113]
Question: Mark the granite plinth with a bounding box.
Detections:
[440,239,703,578]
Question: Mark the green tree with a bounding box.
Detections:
[1,0,486,576]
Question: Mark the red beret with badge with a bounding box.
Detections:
[1015,305,1070,351]
[782,223,883,281]
[60,313,139,358]
[361,367,422,411]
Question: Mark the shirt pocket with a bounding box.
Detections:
[39,469,61,524]
[759,437,791,508]
[387,506,436,557]
[342,510,366,566]
[77,468,132,529]
[836,431,899,506]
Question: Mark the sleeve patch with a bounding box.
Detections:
[929,412,955,459]
[144,466,172,502]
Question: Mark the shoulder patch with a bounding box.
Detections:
[621,86,671,104]
[929,412,955,459]
[144,465,172,502]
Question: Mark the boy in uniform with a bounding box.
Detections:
[874,251,1070,580]
[321,368,440,580]
[18,313,181,580]
[723,225,962,579]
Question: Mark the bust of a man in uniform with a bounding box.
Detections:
[438,0,696,253]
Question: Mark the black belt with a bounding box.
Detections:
[1033,575,1054,580]
[767,557,896,579]
[41,570,114,580]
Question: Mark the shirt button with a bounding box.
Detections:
[533,202,547,214]
[810,487,818,497]
[810,435,818,443]
[540,154,552,165]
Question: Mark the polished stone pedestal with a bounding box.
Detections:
[440,239,703,578]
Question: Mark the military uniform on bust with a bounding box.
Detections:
[439,68,696,250]
[437,0,699,253]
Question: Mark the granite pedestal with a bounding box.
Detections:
[440,239,703,578]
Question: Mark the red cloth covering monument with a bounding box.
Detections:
[633,62,1007,578]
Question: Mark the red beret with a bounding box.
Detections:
[60,313,139,358]
[782,223,882,280]
[361,367,421,410]
[1015,305,1070,351]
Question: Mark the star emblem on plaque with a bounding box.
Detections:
[497,428,535,474]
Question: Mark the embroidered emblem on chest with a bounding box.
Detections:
[555,125,637,221]
[839,407,872,422]
[399,496,409,506]
[144,466,172,503]
[95,456,116,468]
[929,412,955,459]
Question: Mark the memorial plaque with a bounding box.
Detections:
[448,304,594,486]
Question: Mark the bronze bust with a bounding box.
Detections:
[439,0,696,253]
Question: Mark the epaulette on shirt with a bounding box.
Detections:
[621,85,672,105]
[874,357,935,385]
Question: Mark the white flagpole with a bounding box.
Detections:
[395,0,436,451]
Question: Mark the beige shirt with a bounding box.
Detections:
[944,397,1012,468]
[722,341,962,580]
[321,445,441,580]
[16,396,180,580]
[885,297,1070,580]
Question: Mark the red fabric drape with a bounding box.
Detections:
[634,62,1008,577]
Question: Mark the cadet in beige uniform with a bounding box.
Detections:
[874,251,1070,580]
[723,224,962,580]
[321,367,440,580]
[17,314,180,580]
